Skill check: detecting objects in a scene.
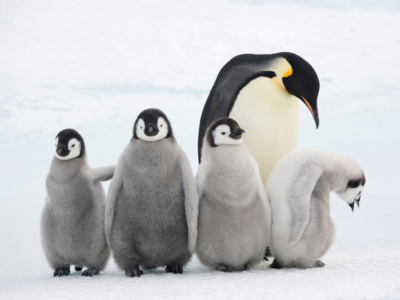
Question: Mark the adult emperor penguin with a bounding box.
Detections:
[266,148,366,268]
[196,117,271,271]
[198,52,320,184]
[105,108,198,277]
[41,129,114,276]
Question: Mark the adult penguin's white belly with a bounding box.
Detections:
[197,53,320,185]
[229,77,299,184]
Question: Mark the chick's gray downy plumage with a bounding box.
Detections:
[196,118,271,271]
[106,109,198,276]
[41,129,114,277]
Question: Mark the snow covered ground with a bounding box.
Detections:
[0,0,399,299]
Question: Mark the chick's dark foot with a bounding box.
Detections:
[53,267,70,277]
[125,268,143,277]
[216,263,249,272]
[315,260,325,268]
[75,266,83,272]
[82,268,100,277]
[236,264,249,271]
[216,265,230,272]
[216,264,238,272]
[165,265,183,274]
[269,259,282,269]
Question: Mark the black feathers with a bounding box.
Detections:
[56,129,85,158]
[206,117,244,147]
[133,108,174,140]
[198,52,320,163]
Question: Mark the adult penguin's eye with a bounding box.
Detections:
[222,132,226,135]
[72,144,75,147]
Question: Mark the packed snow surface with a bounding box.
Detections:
[0,0,399,299]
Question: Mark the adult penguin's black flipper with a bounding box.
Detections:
[198,54,278,163]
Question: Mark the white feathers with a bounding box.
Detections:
[136,117,169,142]
[229,69,299,185]
[266,148,365,268]
[54,137,81,160]
[212,124,242,145]
[337,185,364,205]
[196,133,271,270]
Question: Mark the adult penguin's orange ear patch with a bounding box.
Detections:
[283,67,293,78]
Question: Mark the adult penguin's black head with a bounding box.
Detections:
[280,52,320,128]
[133,108,174,141]
[54,129,85,160]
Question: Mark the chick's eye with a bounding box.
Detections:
[72,144,75,148]
[140,126,143,129]
[222,132,226,135]
[160,124,163,127]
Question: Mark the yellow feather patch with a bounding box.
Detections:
[283,67,293,77]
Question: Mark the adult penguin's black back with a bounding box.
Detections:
[198,52,320,184]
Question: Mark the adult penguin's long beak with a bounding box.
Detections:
[301,96,319,128]
[282,75,320,129]
[281,52,320,129]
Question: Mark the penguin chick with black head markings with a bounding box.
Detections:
[196,117,271,272]
[266,148,366,269]
[105,108,198,277]
[41,129,114,277]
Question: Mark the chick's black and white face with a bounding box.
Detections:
[54,129,84,160]
[207,117,245,147]
[136,116,169,142]
[213,124,243,146]
[337,178,366,210]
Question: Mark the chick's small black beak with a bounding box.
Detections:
[230,128,245,140]
[355,197,361,208]
[235,129,245,135]
[57,146,69,156]
[145,124,158,136]
[349,202,355,212]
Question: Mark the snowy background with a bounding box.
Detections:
[0,0,399,299]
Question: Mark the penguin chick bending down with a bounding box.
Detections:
[41,129,114,277]
[105,108,198,277]
[266,148,366,269]
[196,117,271,272]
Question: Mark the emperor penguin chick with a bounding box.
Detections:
[196,117,271,272]
[105,109,198,277]
[41,129,114,277]
[266,148,366,269]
